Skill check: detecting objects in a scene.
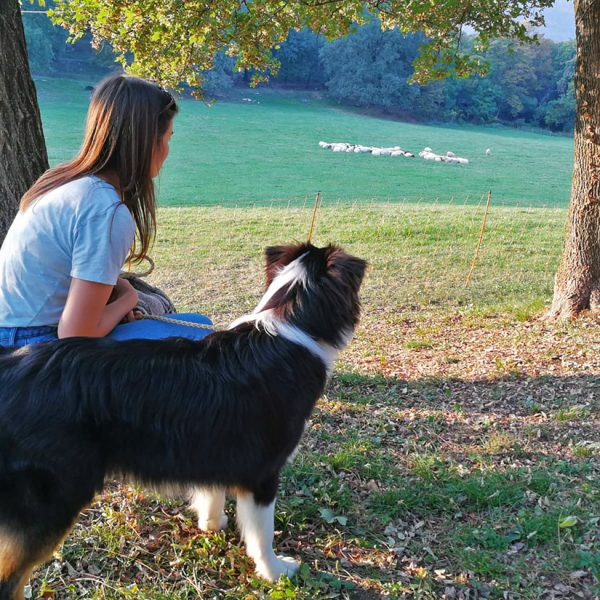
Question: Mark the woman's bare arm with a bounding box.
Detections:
[58,277,138,338]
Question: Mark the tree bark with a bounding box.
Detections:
[548,0,600,319]
[0,0,48,244]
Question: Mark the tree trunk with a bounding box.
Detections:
[547,0,600,319]
[0,0,48,244]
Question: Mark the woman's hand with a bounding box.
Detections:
[121,309,143,324]
[112,280,141,323]
[111,277,138,303]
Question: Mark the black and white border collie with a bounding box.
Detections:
[0,243,366,599]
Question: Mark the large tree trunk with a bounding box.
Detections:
[548,0,600,319]
[0,0,48,244]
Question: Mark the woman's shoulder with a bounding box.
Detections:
[65,176,135,241]
[61,174,119,201]
[45,175,123,215]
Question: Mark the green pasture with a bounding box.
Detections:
[30,204,599,599]
[35,77,574,207]
[148,203,566,319]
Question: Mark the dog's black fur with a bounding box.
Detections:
[0,243,366,599]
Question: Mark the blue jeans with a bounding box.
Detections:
[0,325,58,348]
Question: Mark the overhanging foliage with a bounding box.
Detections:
[49,0,555,92]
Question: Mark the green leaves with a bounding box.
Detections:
[559,515,578,529]
[49,0,558,94]
[318,507,348,526]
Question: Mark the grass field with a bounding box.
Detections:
[35,77,574,207]
[29,204,599,599]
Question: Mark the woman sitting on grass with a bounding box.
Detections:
[0,74,177,347]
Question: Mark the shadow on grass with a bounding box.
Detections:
[276,370,600,598]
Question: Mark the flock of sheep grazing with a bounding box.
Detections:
[318,141,470,164]
[418,147,469,164]
[318,141,415,157]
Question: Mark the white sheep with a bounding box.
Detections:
[420,150,437,161]
[319,141,432,161]
[419,147,469,164]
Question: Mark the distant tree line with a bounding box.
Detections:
[274,24,575,132]
[22,4,115,77]
[23,10,575,133]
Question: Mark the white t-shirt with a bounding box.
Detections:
[0,175,135,327]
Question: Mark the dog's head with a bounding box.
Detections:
[261,243,367,349]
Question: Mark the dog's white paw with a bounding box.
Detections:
[198,513,228,532]
[255,555,300,582]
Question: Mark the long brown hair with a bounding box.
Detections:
[21,74,178,264]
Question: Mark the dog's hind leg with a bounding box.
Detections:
[0,509,82,600]
[0,463,99,600]
[0,530,28,600]
[236,481,299,582]
[0,559,37,600]
[0,521,73,600]
[190,487,228,531]
[0,576,26,600]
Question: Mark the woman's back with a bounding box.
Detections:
[0,175,134,327]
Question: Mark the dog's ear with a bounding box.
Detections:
[264,244,311,285]
[325,246,367,290]
[265,246,290,285]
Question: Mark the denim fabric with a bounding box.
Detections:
[0,313,213,348]
[0,325,58,348]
